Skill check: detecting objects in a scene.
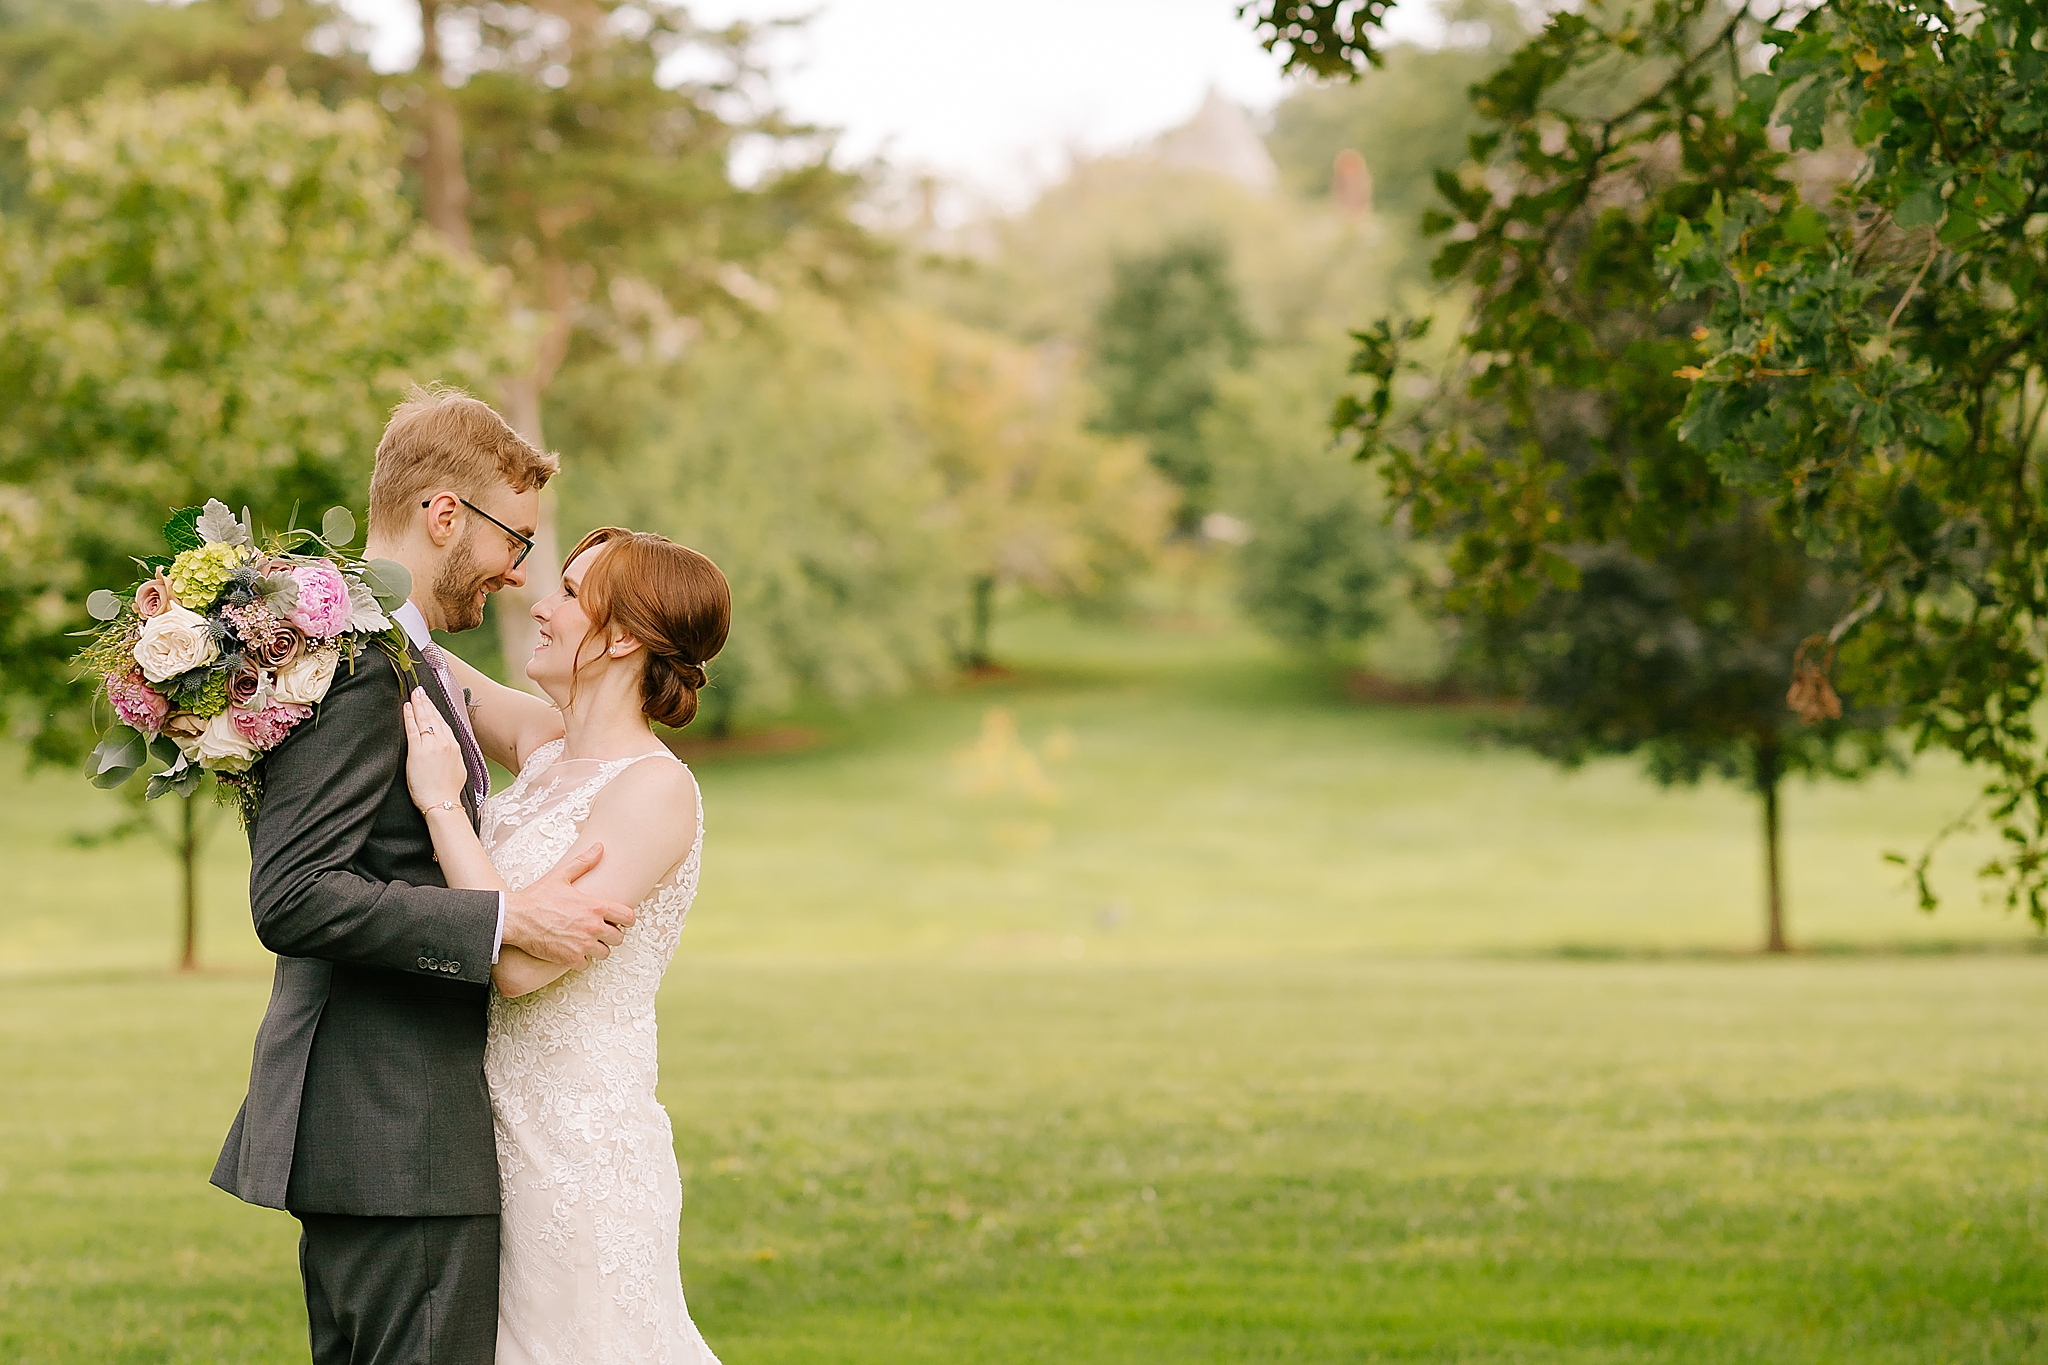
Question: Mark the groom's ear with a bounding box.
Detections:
[420,492,463,547]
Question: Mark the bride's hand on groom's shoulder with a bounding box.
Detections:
[401,688,470,813]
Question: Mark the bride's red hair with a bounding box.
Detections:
[563,527,730,729]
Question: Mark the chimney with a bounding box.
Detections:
[1333,148,1374,222]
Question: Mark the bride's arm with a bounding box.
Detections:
[402,691,565,996]
[488,761,699,996]
[435,647,565,773]
[402,694,699,998]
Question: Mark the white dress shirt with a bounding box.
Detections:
[394,601,506,964]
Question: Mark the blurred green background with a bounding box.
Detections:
[6,0,2048,1360]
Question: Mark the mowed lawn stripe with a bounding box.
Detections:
[6,958,2045,1362]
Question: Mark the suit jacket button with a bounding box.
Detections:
[447,961,460,973]
[417,956,430,969]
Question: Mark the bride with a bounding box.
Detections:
[400,525,729,1364]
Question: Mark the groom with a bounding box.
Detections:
[212,386,633,1363]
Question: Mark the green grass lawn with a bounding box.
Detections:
[8,959,2048,1362]
[6,610,2047,1361]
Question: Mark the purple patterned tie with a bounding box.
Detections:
[420,642,489,805]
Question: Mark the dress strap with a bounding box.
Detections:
[600,748,683,777]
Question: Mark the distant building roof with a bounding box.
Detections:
[1153,89,1279,195]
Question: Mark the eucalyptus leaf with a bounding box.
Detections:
[88,726,148,789]
[86,589,123,621]
[322,506,357,546]
[360,558,414,610]
[146,759,205,801]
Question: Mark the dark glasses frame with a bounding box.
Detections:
[422,496,535,569]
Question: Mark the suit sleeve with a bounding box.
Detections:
[246,643,498,984]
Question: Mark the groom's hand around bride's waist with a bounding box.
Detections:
[502,843,636,967]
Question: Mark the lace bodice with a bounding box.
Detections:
[482,738,703,1042]
[480,738,718,1364]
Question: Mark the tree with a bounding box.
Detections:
[75,779,226,972]
[1257,0,2048,920]
[1336,0,1898,950]
[1206,347,1392,657]
[1265,8,1526,234]
[0,84,505,962]
[1657,0,2048,920]
[912,150,1387,352]
[388,0,888,674]
[0,0,886,681]
[549,297,962,731]
[880,309,1170,667]
[1090,234,1257,528]
[1466,525,1891,953]
[1238,0,1409,78]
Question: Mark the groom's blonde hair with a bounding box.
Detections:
[367,384,559,534]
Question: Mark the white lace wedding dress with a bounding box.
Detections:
[480,739,721,1365]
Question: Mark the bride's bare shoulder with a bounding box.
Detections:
[596,752,699,814]
[578,755,700,870]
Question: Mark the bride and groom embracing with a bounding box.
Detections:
[211,386,727,1364]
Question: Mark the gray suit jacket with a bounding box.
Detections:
[211,637,503,1216]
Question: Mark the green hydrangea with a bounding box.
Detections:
[167,541,244,608]
[186,669,230,718]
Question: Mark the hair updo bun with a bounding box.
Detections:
[561,527,730,730]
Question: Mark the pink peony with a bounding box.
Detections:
[287,564,351,639]
[106,670,170,735]
[230,698,312,750]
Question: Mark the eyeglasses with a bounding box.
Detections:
[422,496,535,569]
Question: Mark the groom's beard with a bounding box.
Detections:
[432,532,493,634]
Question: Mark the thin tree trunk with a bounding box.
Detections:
[1758,739,1788,954]
[179,795,199,973]
[702,680,735,741]
[492,375,559,688]
[493,243,583,684]
[416,0,472,251]
[967,575,996,669]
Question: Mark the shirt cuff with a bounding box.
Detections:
[492,892,506,964]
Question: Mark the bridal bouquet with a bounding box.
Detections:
[77,499,414,817]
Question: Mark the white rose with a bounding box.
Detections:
[134,604,219,683]
[273,646,341,705]
[173,710,258,772]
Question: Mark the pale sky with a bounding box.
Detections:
[337,0,1447,205]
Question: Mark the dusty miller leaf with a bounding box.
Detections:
[195,499,251,546]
